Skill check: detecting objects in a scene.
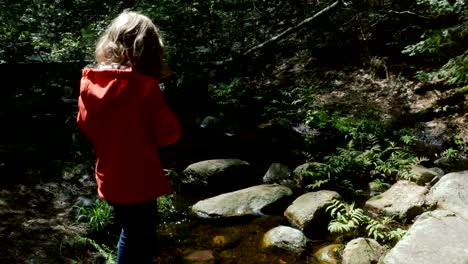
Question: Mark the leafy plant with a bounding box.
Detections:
[374,142,428,181]
[327,199,367,236]
[210,77,247,104]
[369,178,391,193]
[415,55,468,86]
[441,148,461,161]
[305,129,426,197]
[403,0,467,86]
[326,198,407,246]
[449,134,468,155]
[76,236,116,264]
[76,199,113,232]
[157,193,178,223]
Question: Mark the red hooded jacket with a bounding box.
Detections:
[77,67,181,204]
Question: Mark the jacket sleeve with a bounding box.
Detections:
[148,83,181,148]
[76,80,89,136]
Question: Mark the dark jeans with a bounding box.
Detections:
[111,201,158,264]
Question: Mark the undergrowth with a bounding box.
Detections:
[326,198,407,246]
[302,112,428,199]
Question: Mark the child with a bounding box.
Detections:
[77,10,181,264]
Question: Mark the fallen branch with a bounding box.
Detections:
[243,0,345,57]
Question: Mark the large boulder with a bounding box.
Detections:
[262,225,308,253]
[284,190,341,237]
[383,210,468,264]
[180,159,256,195]
[191,184,293,218]
[427,170,468,220]
[342,237,386,264]
[365,180,431,221]
[434,156,468,172]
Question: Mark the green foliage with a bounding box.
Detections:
[403,0,467,86]
[415,54,468,86]
[441,148,461,161]
[76,199,113,232]
[305,128,426,196]
[374,142,428,181]
[305,109,387,148]
[261,85,318,122]
[157,193,178,223]
[399,134,416,145]
[369,178,391,192]
[326,199,407,246]
[304,143,377,195]
[0,0,123,62]
[305,109,331,129]
[76,236,116,264]
[402,28,462,59]
[416,0,467,14]
[327,199,367,235]
[210,78,246,104]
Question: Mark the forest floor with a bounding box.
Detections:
[0,163,100,263]
[0,65,466,263]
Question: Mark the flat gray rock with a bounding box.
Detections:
[191,184,292,218]
[384,210,468,264]
[365,180,430,221]
[428,170,468,220]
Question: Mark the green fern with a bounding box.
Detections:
[306,179,330,190]
[326,199,407,245]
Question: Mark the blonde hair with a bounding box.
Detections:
[95,10,167,79]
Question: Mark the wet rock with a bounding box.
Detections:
[412,122,451,159]
[262,225,307,253]
[183,250,215,264]
[312,244,343,264]
[383,210,468,264]
[263,163,300,189]
[212,233,243,249]
[365,180,431,221]
[191,184,293,218]
[342,237,386,264]
[199,116,220,129]
[284,190,341,237]
[409,165,444,186]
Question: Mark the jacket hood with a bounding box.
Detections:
[80,67,148,112]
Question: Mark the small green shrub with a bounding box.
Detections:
[441,148,461,161]
[369,179,391,193]
[76,199,113,232]
[210,77,246,104]
[157,193,178,223]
